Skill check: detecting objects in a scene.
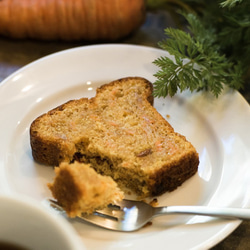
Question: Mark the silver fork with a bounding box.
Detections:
[48,199,250,232]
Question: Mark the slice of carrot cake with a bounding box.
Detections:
[31,77,199,197]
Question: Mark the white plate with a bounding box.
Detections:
[0,44,250,250]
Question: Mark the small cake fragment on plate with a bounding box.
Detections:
[48,161,124,217]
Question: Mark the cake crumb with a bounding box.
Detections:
[143,221,153,228]
[149,198,158,207]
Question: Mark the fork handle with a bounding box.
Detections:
[154,206,250,220]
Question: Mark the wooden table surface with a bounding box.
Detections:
[0,9,249,250]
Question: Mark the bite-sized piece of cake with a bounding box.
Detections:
[48,161,124,217]
[31,77,199,197]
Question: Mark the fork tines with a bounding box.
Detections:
[95,203,125,221]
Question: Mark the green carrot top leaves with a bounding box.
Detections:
[152,0,250,98]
